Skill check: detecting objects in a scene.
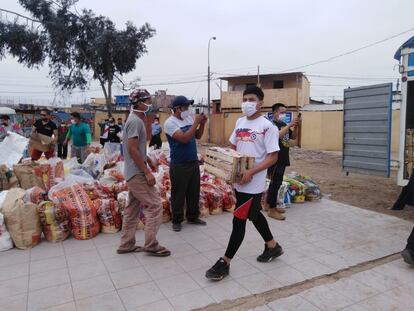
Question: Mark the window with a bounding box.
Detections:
[246,83,256,88]
[273,80,284,89]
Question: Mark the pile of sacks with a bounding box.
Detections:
[0,144,237,252]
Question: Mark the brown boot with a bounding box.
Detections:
[268,208,286,220]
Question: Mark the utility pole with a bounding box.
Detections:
[257,65,261,87]
[207,36,216,143]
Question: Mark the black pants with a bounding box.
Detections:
[57,143,68,159]
[149,134,162,149]
[170,161,200,224]
[100,138,107,147]
[407,226,414,251]
[392,169,414,210]
[266,164,286,208]
[225,191,274,259]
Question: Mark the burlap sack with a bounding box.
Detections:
[28,132,53,152]
[2,188,41,249]
[13,162,45,190]
[0,164,19,191]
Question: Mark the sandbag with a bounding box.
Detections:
[94,199,122,233]
[2,188,41,249]
[0,165,19,191]
[0,212,13,251]
[49,183,100,240]
[37,201,71,242]
[23,187,47,204]
[13,162,45,190]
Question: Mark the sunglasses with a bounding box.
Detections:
[40,114,47,117]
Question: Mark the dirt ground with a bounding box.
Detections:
[287,148,414,222]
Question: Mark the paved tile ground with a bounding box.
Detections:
[0,198,412,311]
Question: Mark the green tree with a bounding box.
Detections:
[0,0,155,114]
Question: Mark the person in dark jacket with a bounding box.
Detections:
[57,121,69,159]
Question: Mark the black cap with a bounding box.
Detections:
[171,96,194,108]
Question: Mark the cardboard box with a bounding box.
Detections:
[29,133,53,152]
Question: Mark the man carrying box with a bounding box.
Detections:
[31,109,58,161]
[206,86,283,281]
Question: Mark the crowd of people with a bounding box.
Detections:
[1,84,413,280]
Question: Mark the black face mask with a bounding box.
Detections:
[2,122,7,126]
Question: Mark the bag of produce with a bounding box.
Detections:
[23,187,47,204]
[13,162,44,190]
[0,212,13,251]
[95,199,122,233]
[49,182,100,240]
[37,201,71,242]
[2,188,41,249]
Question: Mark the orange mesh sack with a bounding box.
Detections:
[37,201,71,242]
[51,183,100,240]
[94,199,122,233]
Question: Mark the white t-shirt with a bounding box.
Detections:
[164,115,194,137]
[229,115,280,194]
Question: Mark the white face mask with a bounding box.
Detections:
[180,110,190,119]
[278,113,287,122]
[241,101,257,117]
[71,120,76,125]
[131,103,153,116]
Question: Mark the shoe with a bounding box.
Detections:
[268,209,286,220]
[187,218,207,226]
[172,223,182,232]
[402,249,414,266]
[205,257,230,281]
[257,243,284,262]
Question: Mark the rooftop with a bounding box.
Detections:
[219,72,307,81]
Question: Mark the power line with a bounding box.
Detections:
[264,26,414,73]
[0,8,41,23]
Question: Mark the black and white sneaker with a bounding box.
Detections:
[257,243,284,262]
[402,248,414,266]
[188,218,207,226]
[205,257,229,281]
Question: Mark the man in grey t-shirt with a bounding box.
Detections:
[117,89,170,257]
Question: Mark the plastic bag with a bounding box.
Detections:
[293,176,322,201]
[112,181,128,195]
[24,187,47,204]
[277,182,290,206]
[49,182,100,240]
[103,143,122,163]
[201,182,224,215]
[117,191,129,215]
[95,199,122,233]
[0,190,9,212]
[63,158,80,175]
[0,212,13,251]
[47,157,65,184]
[214,178,236,212]
[199,191,209,218]
[34,163,53,191]
[82,153,106,179]
[37,201,71,242]
[83,181,114,201]
[2,188,41,249]
[284,177,306,203]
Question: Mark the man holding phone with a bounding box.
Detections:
[164,96,207,232]
[265,103,300,220]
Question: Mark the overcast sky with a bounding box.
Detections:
[0,0,413,106]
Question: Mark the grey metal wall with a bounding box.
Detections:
[343,83,392,177]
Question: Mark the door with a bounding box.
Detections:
[343,83,393,177]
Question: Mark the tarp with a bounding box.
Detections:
[0,132,28,168]
[394,35,414,60]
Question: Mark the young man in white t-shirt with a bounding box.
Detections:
[206,86,283,281]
